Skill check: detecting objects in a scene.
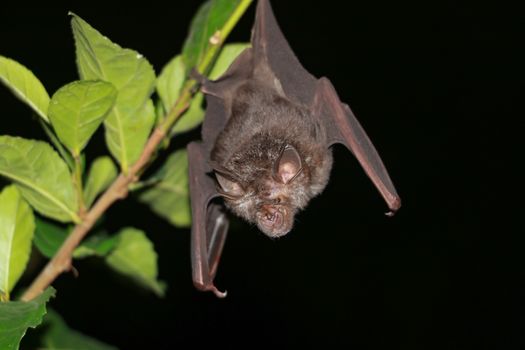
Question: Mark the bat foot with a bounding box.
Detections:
[190,68,207,85]
[195,281,228,298]
[385,197,401,217]
[209,286,228,298]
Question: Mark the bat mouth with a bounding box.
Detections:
[256,205,291,237]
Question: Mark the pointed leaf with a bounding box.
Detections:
[156,55,185,113]
[138,149,190,227]
[0,56,50,122]
[157,55,205,135]
[182,0,243,72]
[208,42,250,80]
[171,92,205,136]
[102,99,155,172]
[40,309,117,350]
[0,287,55,350]
[33,217,115,259]
[33,217,69,259]
[158,43,248,136]
[38,118,76,172]
[154,98,165,126]
[84,156,118,207]
[106,228,166,296]
[0,186,35,300]
[48,80,117,156]
[73,232,118,259]
[0,136,79,223]
[71,14,156,172]
[171,43,248,135]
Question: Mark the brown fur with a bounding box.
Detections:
[211,81,333,236]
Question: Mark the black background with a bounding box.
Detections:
[1,1,523,349]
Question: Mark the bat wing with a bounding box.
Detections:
[189,10,258,298]
[200,47,254,153]
[251,0,400,214]
[191,0,400,297]
[187,141,229,298]
[311,78,401,213]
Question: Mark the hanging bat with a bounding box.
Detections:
[187,0,401,297]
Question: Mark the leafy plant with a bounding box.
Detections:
[0,0,252,348]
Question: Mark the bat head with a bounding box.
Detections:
[213,144,311,237]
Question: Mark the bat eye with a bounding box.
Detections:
[274,145,303,184]
[215,172,244,198]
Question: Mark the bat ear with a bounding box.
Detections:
[275,145,302,184]
[215,171,244,198]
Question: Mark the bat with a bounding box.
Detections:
[187,0,401,297]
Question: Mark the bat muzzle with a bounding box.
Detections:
[256,205,292,237]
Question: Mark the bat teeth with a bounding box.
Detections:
[257,204,290,238]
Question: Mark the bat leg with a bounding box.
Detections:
[312,77,401,214]
[189,68,206,84]
[205,202,229,296]
[188,142,230,298]
[189,69,219,97]
[192,203,229,298]
[192,202,229,298]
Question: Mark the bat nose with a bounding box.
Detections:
[265,210,282,225]
[257,205,289,237]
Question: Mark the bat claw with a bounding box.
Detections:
[210,286,228,298]
[385,197,401,217]
[190,68,207,85]
[195,281,228,298]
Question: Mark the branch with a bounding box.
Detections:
[20,0,252,301]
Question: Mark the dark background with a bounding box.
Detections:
[1,1,523,349]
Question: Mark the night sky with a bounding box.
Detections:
[1,1,522,349]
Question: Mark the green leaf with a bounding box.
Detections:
[40,309,117,350]
[106,228,166,296]
[0,186,35,300]
[208,42,250,80]
[0,136,79,223]
[158,43,248,136]
[154,98,165,126]
[38,118,76,172]
[0,56,50,123]
[102,98,155,173]
[34,217,115,259]
[72,14,156,172]
[156,55,185,113]
[182,0,243,73]
[0,287,55,350]
[48,80,117,156]
[84,156,118,208]
[157,55,204,135]
[171,92,205,136]
[33,217,69,259]
[73,232,118,259]
[137,150,191,227]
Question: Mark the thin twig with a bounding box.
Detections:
[20,0,253,301]
[21,126,169,301]
[73,155,86,217]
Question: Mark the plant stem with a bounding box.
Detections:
[73,155,86,216]
[196,0,253,75]
[38,118,75,171]
[20,0,252,302]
